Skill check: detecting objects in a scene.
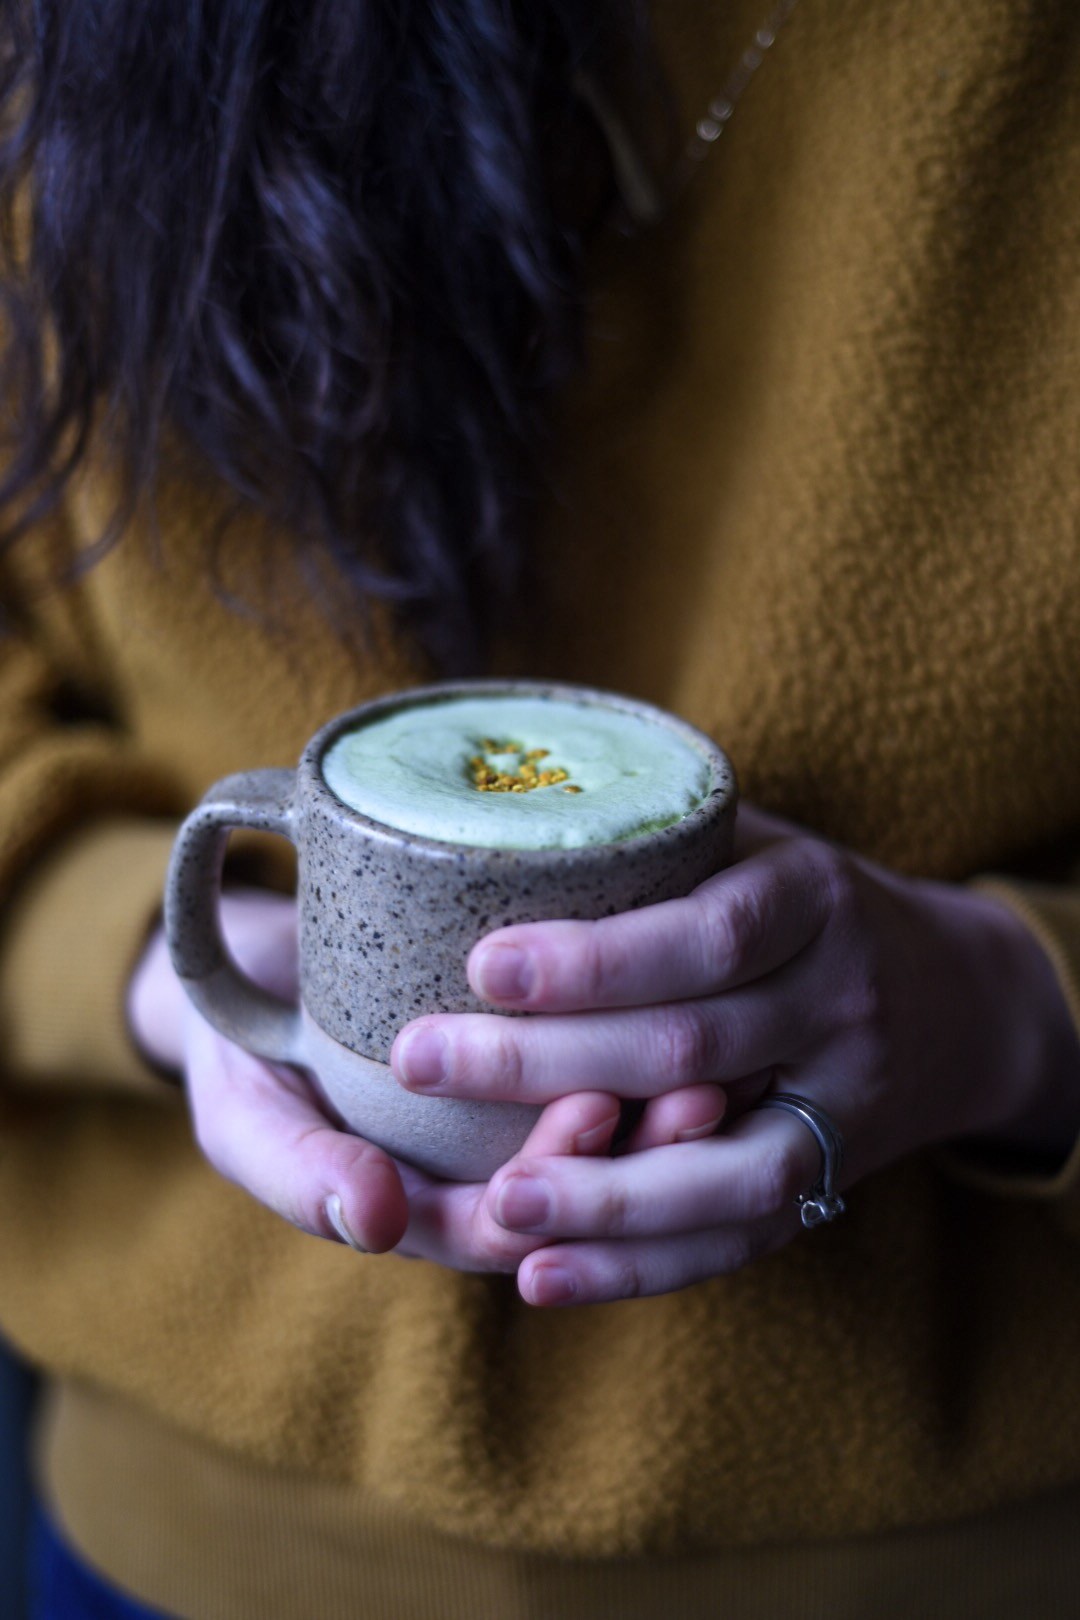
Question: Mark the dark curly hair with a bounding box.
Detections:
[0,0,663,671]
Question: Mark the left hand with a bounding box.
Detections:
[390,805,1080,1304]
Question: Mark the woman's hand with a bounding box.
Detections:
[391,805,1080,1306]
[126,890,632,1267]
[127,892,412,1253]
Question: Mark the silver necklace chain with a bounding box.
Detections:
[585,0,802,231]
[669,0,802,200]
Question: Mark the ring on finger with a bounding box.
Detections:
[755,1092,845,1228]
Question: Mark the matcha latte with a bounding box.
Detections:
[168,681,736,1177]
[320,694,711,850]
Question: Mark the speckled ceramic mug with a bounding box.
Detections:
[165,681,738,1180]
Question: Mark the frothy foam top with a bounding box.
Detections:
[320,695,710,850]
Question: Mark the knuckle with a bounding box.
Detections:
[804,845,887,1038]
[583,922,630,1003]
[840,959,885,1035]
[652,1005,718,1084]
[816,845,862,932]
[596,1178,636,1238]
[700,882,764,979]
[746,1141,803,1220]
[477,1226,531,1272]
[851,1020,891,1109]
[465,1023,522,1095]
[608,1256,644,1299]
[715,1230,757,1275]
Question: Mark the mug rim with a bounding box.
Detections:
[300,679,737,867]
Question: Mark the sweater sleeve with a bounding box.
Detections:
[0,585,182,1101]
[940,877,1080,1240]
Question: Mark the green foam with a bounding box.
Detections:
[321,695,710,850]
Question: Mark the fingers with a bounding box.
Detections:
[502,1108,823,1305]
[620,1083,727,1152]
[619,1074,779,1154]
[395,1092,620,1271]
[394,1173,535,1273]
[396,1096,823,1298]
[465,835,833,1013]
[184,1012,409,1252]
[485,1108,821,1243]
[392,965,819,1104]
[519,1090,623,1157]
[128,889,299,1078]
[517,1215,797,1306]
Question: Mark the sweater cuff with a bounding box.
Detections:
[938,878,1080,1237]
[0,818,180,1100]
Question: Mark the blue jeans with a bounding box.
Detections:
[0,1339,35,1620]
[29,1508,176,1620]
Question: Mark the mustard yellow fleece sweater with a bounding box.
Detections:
[2,0,1080,1606]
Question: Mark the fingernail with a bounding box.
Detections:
[496,1174,552,1231]
[325,1194,368,1253]
[575,1117,618,1154]
[395,1026,449,1090]
[527,1265,577,1306]
[476,945,533,1003]
[675,1114,725,1143]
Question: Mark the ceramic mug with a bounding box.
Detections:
[164,680,738,1180]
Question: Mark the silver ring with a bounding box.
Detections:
[756,1093,846,1227]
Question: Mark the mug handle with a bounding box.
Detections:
[164,768,306,1066]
